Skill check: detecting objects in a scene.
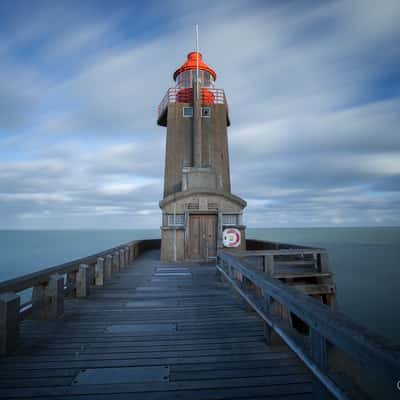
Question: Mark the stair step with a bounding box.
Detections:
[273,271,332,279]
[291,283,336,295]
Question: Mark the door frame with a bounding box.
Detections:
[185,211,218,261]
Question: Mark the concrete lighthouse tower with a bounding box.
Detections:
[157,46,246,262]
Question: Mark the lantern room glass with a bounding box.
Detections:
[176,70,214,88]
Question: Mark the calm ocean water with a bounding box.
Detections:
[0,227,399,343]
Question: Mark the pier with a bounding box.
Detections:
[0,239,398,399]
[0,46,399,400]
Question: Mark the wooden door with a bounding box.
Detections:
[188,215,217,261]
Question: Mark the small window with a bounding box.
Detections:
[201,107,211,118]
[202,72,214,88]
[222,214,238,226]
[167,214,185,226]
[183,107,193,117]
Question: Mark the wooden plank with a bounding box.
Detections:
[0,375,312,398]
[0,357,302,381]
[0,349,298,371]
[17,335,266,351]
[17,342,275,358]
[0,377,72,388]
[17,329,267,340]
[1,385,313,400]
[0,365,309,388]
[5,345,289,364]
[170,364,307,381]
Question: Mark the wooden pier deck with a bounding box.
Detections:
[0,249,313,400]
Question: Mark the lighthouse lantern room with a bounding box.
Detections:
[158,49,246,262]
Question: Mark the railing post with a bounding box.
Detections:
[318,252,329,272]
[263,254,275,276]
[263,294,272,345]
[125,247,129,266]
[220,260,232,289]
[112,251,120,273]
[67,270,77,297]
[32,274,64,320]
[104,255,112,280]
[119,249,125,269]
[0,292,20,356]
[242,277,254,313]
[310,328,331,399]
[77,264,89,298]
[215,255,222,281]
[127,246,132,264]
[95,257,104,286]
[90,264,96,286]
[134,244,139,258]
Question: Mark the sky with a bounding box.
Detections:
[0,0,399,229]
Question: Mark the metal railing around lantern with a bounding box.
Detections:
[157,87,228,119]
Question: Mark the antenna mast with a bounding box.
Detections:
[195,24,199,100]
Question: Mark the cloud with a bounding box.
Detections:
[0,0,399,228]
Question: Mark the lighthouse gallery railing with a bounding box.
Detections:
[157,87,228,119]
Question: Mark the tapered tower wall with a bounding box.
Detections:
[163,103,190,197]
[163,103,231,197]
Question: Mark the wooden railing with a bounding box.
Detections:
[232,248,329,276]
[217,250,400,400]
[246,238,314,251]
[0,239,160,356]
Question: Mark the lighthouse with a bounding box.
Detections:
[158,49,246,262]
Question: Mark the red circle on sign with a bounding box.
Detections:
[223,228,241,247]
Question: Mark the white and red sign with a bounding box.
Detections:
[223,228,241,248]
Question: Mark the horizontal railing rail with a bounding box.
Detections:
[1,240,131,294]
[0,239,160,356]
[157,87,228,118]
[246,238,315,251]
[233,246,329,278]
[217,250,400,400]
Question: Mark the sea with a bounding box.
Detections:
[0,227,399,343]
